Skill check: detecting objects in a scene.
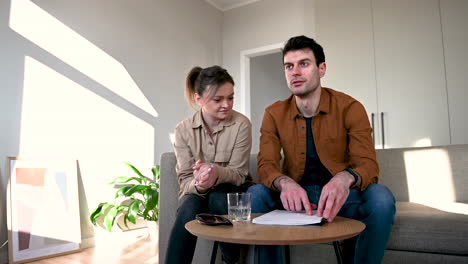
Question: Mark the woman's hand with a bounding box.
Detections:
[193,160,218,191]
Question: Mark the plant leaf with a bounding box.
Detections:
[124,185,150,196]
[89,203,105,224]
[110,176,142,184]
[151,166,160,181]
[93,163,161,229]
[123,214,129,229]
[146,191,159,212]
[89,203,112,225]
[124,162,144,177]
[115,205,128,230]
[127,200,142,224]
[116,221,125,230]
[104,206,118,232]
[103,205,127,232]
[115,185,133,198]
[143,191,159,219]
[143,188,152,201]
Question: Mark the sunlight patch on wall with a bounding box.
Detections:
[20,56,155,203]
[404,148,455,205]
[9,0,157,117]
[413,137,433,148]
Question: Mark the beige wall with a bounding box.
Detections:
[222,0,317,110]
[0,0,222,261]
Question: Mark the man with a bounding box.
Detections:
[247,35,396,264]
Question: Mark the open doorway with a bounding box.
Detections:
[240,44,290,154]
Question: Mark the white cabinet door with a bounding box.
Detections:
[372,0,450,148]
[316,0,381,146]
[440,0,468,145]
[316,0,451,149]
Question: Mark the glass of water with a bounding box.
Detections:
[227,192,251,222]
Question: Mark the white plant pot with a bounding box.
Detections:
[146,221,159,243]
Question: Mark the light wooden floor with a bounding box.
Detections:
[27,229,158,264]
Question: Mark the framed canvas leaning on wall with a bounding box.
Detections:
[6,157,81,264]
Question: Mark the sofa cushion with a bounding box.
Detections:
[377,145,468,203]
[387,202,468,255]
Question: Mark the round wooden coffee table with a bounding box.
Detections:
[185,214,365,264]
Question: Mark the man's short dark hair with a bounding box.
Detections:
[282,35,325,66]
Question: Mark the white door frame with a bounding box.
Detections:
[239,42,283,118]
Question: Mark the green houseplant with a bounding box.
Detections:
[90,162,160,232]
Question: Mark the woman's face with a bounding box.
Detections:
[196,82,234,121]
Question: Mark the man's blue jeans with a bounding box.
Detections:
[247,184,396,264]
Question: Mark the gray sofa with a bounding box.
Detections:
[159,144,468,263]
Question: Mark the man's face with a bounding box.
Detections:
[283,49,326,97]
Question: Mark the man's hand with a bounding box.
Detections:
[317,171,354,222]
[279,177,317,215]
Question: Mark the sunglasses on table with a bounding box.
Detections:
[196,213,232,226]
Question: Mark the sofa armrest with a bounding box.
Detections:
[159,152,179,264]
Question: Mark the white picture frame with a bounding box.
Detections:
[6,157,81,264]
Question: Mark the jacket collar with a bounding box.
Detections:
[288,87,330,119]
[191,110,235,132]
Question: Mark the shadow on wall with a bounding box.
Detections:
[26,0,218,161]
[2,1,222,259]
[0,0,171,257]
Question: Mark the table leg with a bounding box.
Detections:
[284,245,291,264]
[333,241,343,264]
[210,241,219,264]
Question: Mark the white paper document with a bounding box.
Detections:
[252,210,324,226]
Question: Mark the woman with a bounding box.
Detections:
[165,65,252,264]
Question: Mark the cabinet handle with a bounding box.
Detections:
[381,112,385,149]
[371,113,375,145]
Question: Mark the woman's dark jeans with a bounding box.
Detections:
[165,183,245,264]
